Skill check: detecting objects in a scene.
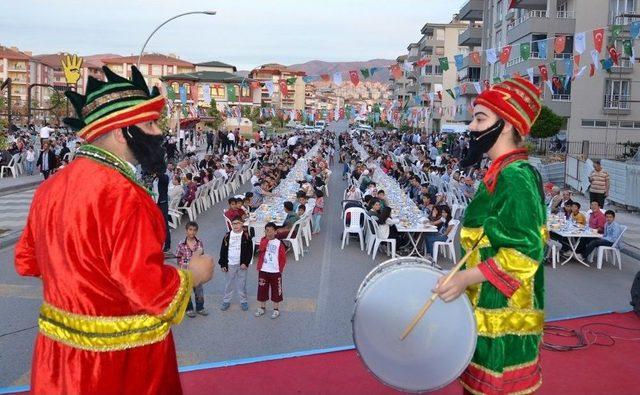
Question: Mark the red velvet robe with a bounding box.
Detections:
[15,157,191,395]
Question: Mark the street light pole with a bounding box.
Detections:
[136,10,217,68]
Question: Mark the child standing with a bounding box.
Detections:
[219,216,254,311]
[312,189,324,234]
[176,221,208,317]
[25,146,36,176]
[255,222,287,319]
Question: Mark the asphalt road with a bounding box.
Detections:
[1,120,638,388]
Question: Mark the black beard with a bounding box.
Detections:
[123,125,167,174]
[460,119,505,168]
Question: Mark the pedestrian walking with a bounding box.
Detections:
[219,216,254,311]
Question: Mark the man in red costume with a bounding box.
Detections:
[14,65,214,395]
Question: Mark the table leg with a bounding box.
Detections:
[407,232,425,258]
[560,237,590,267]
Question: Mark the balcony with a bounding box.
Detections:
[459,0,483,21]
[407,84,418,94]
[506,10,575,44]
[510,0,547,10]
[458,25,483,47]
[419,32,444,49]
[543,96,571,117]
[419,74,443,85]
[603,94,631,115]
[611,59,634,74]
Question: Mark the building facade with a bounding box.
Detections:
[248,64,306,110]
[0,46,32,105]
[101,53,195,92]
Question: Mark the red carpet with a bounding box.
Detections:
[180,312,640,395]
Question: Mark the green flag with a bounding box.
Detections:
[610,25,623,40]
[493,77,502,84]
[166,84,176,100]
[624,40,633,56]
[550,61,558,76]
[286,77,297,85]
[360,68,370,78]
[438,57,449,71]
[445,89,455,99]
[520,42,531,60]
[226,84,237,101]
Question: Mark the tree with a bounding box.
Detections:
[530,105,563,139]
[206,98,224,130]
[48,90,69,126]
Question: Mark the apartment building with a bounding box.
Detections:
[456,1,484,122]
[248,63,306,111]
[481,0,640,145]
[0,45,31,105]
[101,53,195,92]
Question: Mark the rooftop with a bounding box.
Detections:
[196,60,237,71]
[0,46,31,61]
[101,53,194,67]
[160,70,249,83]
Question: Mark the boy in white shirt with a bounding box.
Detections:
[255,222,287,319]
[219,216,254,311]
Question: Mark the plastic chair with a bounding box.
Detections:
[433,220,460,267]
[283,221,304,261]
[341,207,366,251]
[547,239,562,269]
[0,154,19,178]
[596,226,627,270]
[369,218,396,260]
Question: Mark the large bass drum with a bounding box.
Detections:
[352,257,477,393]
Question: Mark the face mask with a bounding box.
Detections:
[460,119,505,168]
[123,125,167,174]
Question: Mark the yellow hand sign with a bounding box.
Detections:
[61,54,83,85]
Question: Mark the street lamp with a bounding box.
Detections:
[136,10,217,67]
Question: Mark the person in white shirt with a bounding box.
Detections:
[255,222,287,319]
[227,130,236,152]
[25,146,36,175]
[39,124,54,146]
[219,217,254,312]
[178,128,186,152]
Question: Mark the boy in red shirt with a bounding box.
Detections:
[255,222,287,319]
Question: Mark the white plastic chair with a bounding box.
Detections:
[547,239,562,269]
[369,217,396,260]
[341,207,366,251]
[595,226,627,270]
[0,154,19,178]
[283,220,305,261]
[433,220,460,268]
[167,196,183,229]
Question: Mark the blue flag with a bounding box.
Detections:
[538,40,547,59]
[563,75,571,90]
[179,85,187,105]
[563,58,573,76]
[454,86,462,97]
[302,76,314,83]
[454,54,464,71]
[632,21,640,39]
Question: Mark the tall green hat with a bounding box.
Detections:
[63,65,165,142]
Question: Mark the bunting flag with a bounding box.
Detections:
[469,51,481,65]
[166,85,176,100]
[320,74,330,82]
[454,54,464,71]
[446,89,455,99]
[593,28,605,53]
[332,72,342,85]
[631,47,637,65]
[589,63,596,77]
[550,61,558,76]
[575,65,588,80]
[610,25,623,40]
[575,32,586,54]
[624,40,633,57]
[202,84,211,103]
[500,45,512,65]
[486,48,498,64]
[438,57,450,71]
[302,76,314,83]
[461,84,468,94]
[349,70,360,86]
[370,67,380,76]
[591,50,600,69]
[546,80,554,94]
[608,46,620,66]
[554,36,566,54]
[360,68,370,78]
[416,58,430,67]
[226,84,237,101]
[286,77,297,85]
[538,40,548,59]
[473,81,482,94]
[454,86,462,98]
[574,54,581,66]
[602,58,614,72]
[403,60,413,72]
[563,58,573,76]
[390,64,402,79]
[437,91,443,101]
[520,42,531,60]
[278,80,288,96]
[265,81,274,96]
[527,67,534,83]
[632,21,640,39]
[539,64,549,81]
[179,85,187,105]
[563,75,571,90]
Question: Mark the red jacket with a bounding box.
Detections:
[257,237,287,273]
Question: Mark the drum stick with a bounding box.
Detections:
[400,233,484,341]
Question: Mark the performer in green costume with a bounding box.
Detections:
[435,77,546,395]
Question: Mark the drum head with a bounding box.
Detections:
[352,262,476,393]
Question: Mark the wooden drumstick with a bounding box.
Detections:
[400,233,484,341]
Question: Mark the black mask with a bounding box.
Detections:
[460,119,505,168]
[123,125,167,174]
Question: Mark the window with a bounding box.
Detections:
[531,34,547,58]
[468,67,481,81]
[241,84,250,97]
[436,28,445,40]
[152,65,162,75]
[581,120,595,127]
[604,79,631,109]
[554,35,574,58]
[595,120,608,127]
[182,83,190,95]
[435,46,445,56]
[610,0,636,23]
[234,84,240,97]
[171,82,179,94]
[496,0,504,22]
[621,121,634,128]
[557,0,568,12]
[211,85,225,98]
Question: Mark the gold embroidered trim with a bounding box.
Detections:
[475,307,544,338]
[38,269,192,351]
[82,89,147,117]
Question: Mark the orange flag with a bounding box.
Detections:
[499,46,512,65]
[349,70,360,86]
[470,51,481,65]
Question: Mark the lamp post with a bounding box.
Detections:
[136,11,217,67]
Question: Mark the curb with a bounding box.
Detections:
[621,244,640,262]
[0,230,23,250]
[0,180,41,197]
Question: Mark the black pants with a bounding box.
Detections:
[179,138,184,153]
[41,170,51,180]
[590,192,606,208]
[577,239,613,258]
[206,142,213,153]
[157,201,171,251]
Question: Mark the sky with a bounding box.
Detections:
[1,0,468,70]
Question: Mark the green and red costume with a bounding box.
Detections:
[459,148,547,395]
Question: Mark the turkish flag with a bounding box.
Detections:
[554,36,566,54]
[461,84,468,94]
[278,80,288,96]
[470,51,481,65]
[349,70,360,86]
[593,28,605,53]
[320,74,330,82]
[589,63,596,77]
[574,54,581,66]
[500,45,512,65]
[538,64,549,81]
[390,64,403,79]
[609,46,620,65]
[416,58,430,67]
